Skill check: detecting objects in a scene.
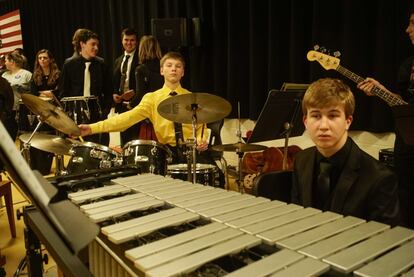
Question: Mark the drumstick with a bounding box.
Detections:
[201,124,205,140]
[79,136,84,142]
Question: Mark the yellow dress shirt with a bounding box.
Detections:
[90,84,206,146]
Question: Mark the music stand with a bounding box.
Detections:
[392,104,414,146]
[248,89,305,143]
[0,122,98,276]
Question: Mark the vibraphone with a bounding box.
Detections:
[67,174,414,277]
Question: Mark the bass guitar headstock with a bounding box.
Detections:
[307,46,341,71]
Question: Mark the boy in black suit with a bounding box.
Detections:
[112,28,141,145]
[291,78,400,226]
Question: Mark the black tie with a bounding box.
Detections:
[169,91,185,155]
[119,54,130,92]
[317,160,332,208]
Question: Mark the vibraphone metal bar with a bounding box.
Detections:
[66,173,414,276]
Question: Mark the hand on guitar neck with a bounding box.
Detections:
[357,77,401,99]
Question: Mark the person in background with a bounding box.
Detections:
[1,52,32,140]
[31,49,61,98]
[28,49,61,175]
[130,35,164,108]
[65,28,88,62]
[112,28,140,145]
[12,48,29,70]
[130,35,164,140]
[59,28,112,145]
[0,55,7,75]
[357,7,414,229]
[291,78,400,226]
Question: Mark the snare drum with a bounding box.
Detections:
[18,97,53,132]
[167,163,217,186]
[61,96,102,124]
[123,139,171,175]
[67,141,120,174]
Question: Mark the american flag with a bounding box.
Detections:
[0,10,23,55]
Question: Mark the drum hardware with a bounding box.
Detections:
[167,163,218,186]
[67,141,121,174]
[158,93,232,184]
[212,102,267,193]
[122,139,172,175]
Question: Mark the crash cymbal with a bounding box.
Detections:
[211,142,267,152]
[19,133,77,155]
[157,93,232,124]
[21,94,80,136]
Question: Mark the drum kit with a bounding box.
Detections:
[17,93,268,190]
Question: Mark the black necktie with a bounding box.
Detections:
[169,91,185,149]
[119,54,130,92]
[317,160,332,208]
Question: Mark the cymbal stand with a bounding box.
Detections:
[236,150,245,193]
[20,116,45,164]
[190,103,199,184]
[185,138,195,183]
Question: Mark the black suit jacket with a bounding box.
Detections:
[113,52,139,93]
[291,138,400,226]
[113,52,139,112]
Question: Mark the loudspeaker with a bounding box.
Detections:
[191,18,201,47]
[151,18,188,48]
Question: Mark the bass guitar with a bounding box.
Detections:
[306,50,408,106]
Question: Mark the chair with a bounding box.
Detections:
[251,170,293,202]
[0,177,16,238]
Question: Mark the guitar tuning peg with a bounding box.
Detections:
[313,45,320,51]
[333,51,341,57]
[320,47,327,53]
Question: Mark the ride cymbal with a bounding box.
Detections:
[21,94,80,136]
[157,93,232,124]
[211,143,267,152]
[19,133,77,155]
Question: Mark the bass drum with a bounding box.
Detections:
[123,139,171,176]
[67,141,120,174]
[167,163,218,186]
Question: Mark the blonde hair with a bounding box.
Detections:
[160,51,185,68]
[138,35,162,64]
[302,78,355,117]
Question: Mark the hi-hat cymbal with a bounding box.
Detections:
[211,142,267,152]
[19,133,77,155]
[21,94,80,136]
[157,93,232,124]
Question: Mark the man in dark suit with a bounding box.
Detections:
[291,78,400,226]
[112,28,140,145]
